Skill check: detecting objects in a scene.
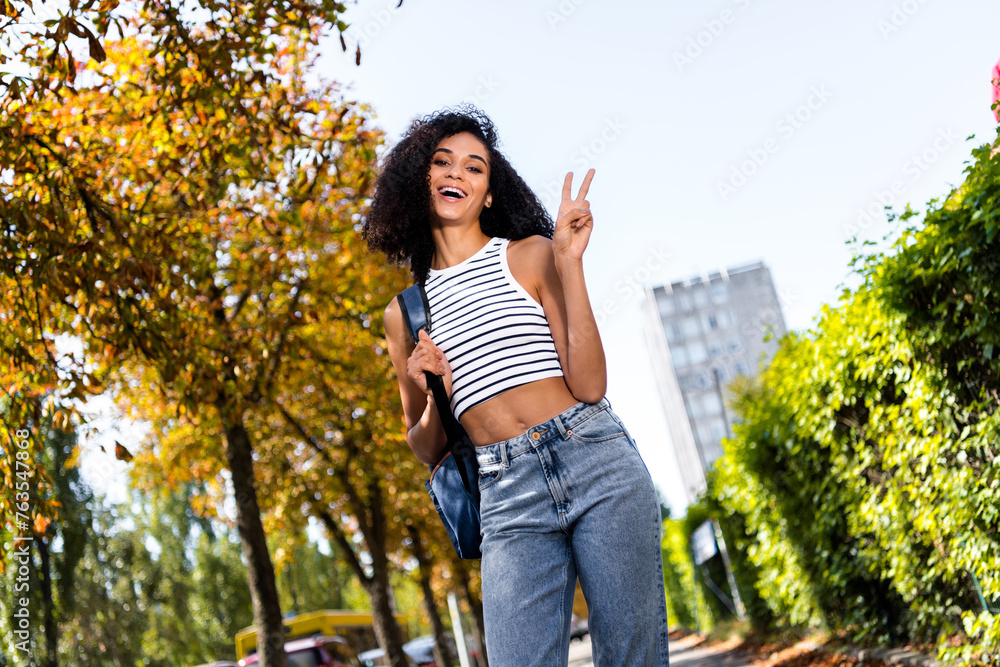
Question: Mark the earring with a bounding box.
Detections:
[486,197,492,207]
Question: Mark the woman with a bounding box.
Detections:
[364,107,670,667]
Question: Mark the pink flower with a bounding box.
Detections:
[992,57,1000,122]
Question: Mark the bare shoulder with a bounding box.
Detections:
[383,295,409,350]
[507,236,559,306]
[384,296,401,330]
[508,235,555,268]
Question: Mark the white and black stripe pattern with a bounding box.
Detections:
[425,237,565,420]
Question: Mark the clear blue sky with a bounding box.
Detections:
[312,0,1000,514]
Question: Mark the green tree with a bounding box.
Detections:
[0,403,88,666]
[132,483,256,664]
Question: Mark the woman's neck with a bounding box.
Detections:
[429,224,492,270]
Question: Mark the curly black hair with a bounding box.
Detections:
[362,105,554,283]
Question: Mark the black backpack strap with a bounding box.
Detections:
[396,284,475,494]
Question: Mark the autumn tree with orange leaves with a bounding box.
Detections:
[0,9,430,662]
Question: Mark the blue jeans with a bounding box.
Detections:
[475,398,670,666]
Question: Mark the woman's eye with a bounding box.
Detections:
[467,166,482,173]
[433,159,449,166]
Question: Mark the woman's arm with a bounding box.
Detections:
[515,169,606,402]
[515,236,608,403]
[383,299,451,465]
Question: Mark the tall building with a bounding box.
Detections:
[642,261,787,504]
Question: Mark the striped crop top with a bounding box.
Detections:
[425,237,565,420]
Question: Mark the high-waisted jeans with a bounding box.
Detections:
[474,398,670,667]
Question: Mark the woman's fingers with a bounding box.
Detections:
[560,169,596,204]
[408,331,447,381]
[575,168,595,201]
[561,171,575,203]
[409,355,444,378]
[560,207,594,229]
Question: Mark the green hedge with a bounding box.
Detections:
[708,131,1000,662]
[661,517,715,632]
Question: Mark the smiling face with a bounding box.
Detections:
[427,132,491,225]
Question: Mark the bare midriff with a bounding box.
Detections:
[459,376,582,447]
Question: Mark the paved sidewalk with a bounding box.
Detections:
[568,631,753,667]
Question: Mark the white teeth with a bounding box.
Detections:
[440,187,466,198]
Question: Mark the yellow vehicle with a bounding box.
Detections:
[235,609,408,664]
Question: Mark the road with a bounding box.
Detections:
[567,631,752,667]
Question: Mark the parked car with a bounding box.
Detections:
[357,647,415,667]
[358,633,481,667]
[402,635,446,665]
[239,635,359,667]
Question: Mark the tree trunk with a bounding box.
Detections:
[364,481,410,667]
[37,536,58,667]
[365,560,410,667]
[456,563,487,667]
[220,406,287,667]
[315,491,410,667]
[290,414,412,667]
[407,525,454,667]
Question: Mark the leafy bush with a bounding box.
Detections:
[661,518,715,632]
[710,130,1000,662]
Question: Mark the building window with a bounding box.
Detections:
[698,422,718,447]
[681,316,700,339]
[693,288,710,309]
[665,322,682,343]
[657,296,675,317]
[709,342,723,358]
[706,313,718,330]
[712,282,730,303]
[685,396,702,419]
[695,373,710,390]
[718,309,734,329]
[671,345,690,368]
[677,293,693,312]
[727,338,744,354]
[734,360,750,376]
[688,341,708,365]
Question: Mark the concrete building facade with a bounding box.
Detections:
[642,261,787,504]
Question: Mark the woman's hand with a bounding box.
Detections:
[406,329,453,398]
[552,168,595,262]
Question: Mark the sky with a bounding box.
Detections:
[70,0,1000,517]
[303,0,1000,514]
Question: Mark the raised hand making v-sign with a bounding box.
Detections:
[552,168,596,261]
